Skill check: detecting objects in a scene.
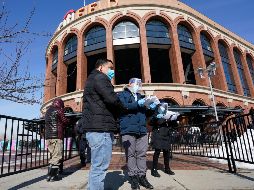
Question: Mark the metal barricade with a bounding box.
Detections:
[0,115,78,177]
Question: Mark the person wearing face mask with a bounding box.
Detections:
[148,103,176,178]
[80,58,125,190]
[118,78,154,190]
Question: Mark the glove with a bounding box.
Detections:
[138,98,145,107]
[156,114,164,118]
[149,102,158,110]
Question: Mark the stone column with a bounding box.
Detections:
[106,26,116,84]
[76,35,87,90]
[43,56,51,103]
[169,25,185,84]
[56,44,67,96]
[139,22,151,83]
[191,31,209,87]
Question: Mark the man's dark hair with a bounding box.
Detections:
[95,58,113,69]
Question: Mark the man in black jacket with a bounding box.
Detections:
[80,58,124,190]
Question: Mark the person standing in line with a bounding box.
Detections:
[75,118,91,166]
[118,78,154,190]
[45,98,69,182]
[149,103,176,177]
[80,58,125,190]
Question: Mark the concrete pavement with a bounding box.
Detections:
[0,154,254,190]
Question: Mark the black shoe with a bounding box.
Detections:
[48,167,62,182]
[164,168,175,175]
[138,175,154,189]
[151,169,160,177]
[46,165,52,182]
[129,175,140,190]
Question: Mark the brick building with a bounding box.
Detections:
[42,0,254,120]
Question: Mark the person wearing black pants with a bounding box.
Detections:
[149,103,175,177]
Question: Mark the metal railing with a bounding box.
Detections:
[0,115,78,178]
[223,113,254,173]
[170,114,254,173]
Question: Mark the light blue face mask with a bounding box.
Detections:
[107,69,115,80]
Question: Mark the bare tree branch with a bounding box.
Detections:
[0,1,52,104]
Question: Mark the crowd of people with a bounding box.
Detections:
[44,58,180,190]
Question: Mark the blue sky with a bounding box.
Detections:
[0,0,253,119]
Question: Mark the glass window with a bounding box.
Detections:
[113,21,139,40]
[177,25,194,45]
[64,36,77,56]
[52,49,58,66]
[234,50,250,96]
[246,55,254,84]
[146,20,169,39]
[200,33,213,52]
[85,26,106,47]
[218,43,236,93]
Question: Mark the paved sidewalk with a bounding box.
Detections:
[0,154,254,190]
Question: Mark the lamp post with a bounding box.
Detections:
[197,62,219,121]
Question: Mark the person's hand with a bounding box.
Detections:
[138,98,145,107]
[149,102,158,110]
[156,114,164,118]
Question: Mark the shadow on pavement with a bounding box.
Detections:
[7,164,83,190]
[104,170,128,190]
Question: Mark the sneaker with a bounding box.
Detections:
[138,175,154,189]
[164,168,175,175]
[129,175,140,190]
[151,169,160,177]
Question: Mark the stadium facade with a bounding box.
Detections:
[42,0,254,119]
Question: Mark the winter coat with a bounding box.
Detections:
[45,106,69,139]
[118,88,147,136]
[149,115,173,150]
[81,70,124,133]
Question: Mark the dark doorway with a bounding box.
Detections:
[148,48,172,83]
[114,48,142,85]
[67,62,77,93]
[181,52,196,84]
[87,52,107,76]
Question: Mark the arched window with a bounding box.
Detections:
[233,49,250,96]
[192,100,206,106]
[52,49,58,74]
[246,55,254,84]
[113,21,140,46]
[218,42,236,93]
[177,24,196,84]
[177,25,195,50]
[145,19,172,83]
[84,26,106,53]
[160,98,179,107]
[146,20,171,46]
[64,36,77,62]
[113,21,141,84]
[200,33,214,62]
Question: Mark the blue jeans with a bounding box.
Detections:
[86,132,114,190]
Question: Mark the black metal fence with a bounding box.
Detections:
[223,113,254,173]
[170,114,254,173]
[0,115,78,178]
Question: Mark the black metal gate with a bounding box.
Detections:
[0,115,78,177]
[170,114,254,173]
